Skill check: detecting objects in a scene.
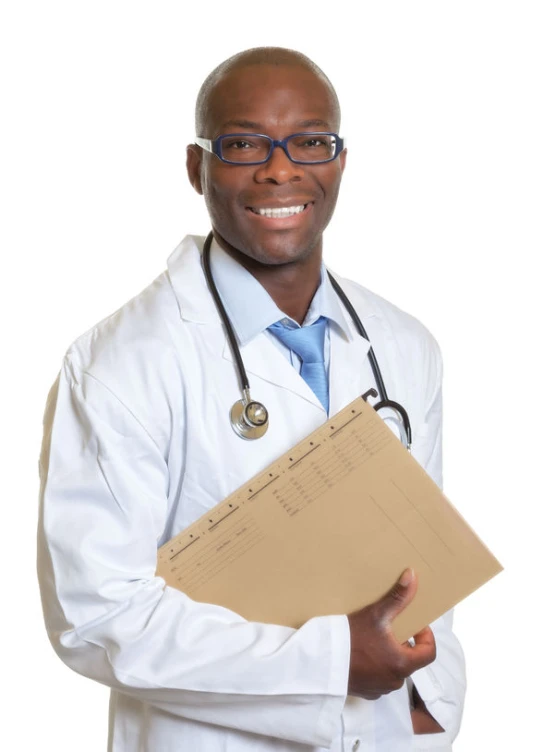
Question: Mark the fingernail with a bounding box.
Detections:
[399,568,414,586]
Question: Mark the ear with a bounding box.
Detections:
[186,144,204,195]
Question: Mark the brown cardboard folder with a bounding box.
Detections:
[157,395,502,641]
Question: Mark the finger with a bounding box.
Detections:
[359,690,385,701]
[402,627,436,671]
[376,568,418,625]
[412,626,435,649]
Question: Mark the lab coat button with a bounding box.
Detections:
[352,740,360,751]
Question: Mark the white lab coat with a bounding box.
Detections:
[38,235,466,752]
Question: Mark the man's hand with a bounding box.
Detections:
[347,569,436,700]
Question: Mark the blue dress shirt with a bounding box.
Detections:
[206,238,352,380]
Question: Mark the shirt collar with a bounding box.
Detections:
[209,239,353,346]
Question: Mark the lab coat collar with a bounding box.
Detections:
[209,238,288,344]
[167,234,376,325]
[167,235,219,324]
[167,235,375,410]
[208,237,352,345]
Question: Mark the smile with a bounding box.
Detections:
[248,203,309,219]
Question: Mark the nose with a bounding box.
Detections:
[253,144,305,184]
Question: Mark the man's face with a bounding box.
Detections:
[187,64,346,267]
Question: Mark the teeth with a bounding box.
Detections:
[254,204,306,218]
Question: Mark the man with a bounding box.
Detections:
[38,47,466,751]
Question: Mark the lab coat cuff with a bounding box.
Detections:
[314,614,350,746]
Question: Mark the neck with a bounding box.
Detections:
[213,235,323,325]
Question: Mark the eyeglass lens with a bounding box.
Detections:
[220,134,338,163]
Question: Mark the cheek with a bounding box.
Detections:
[309,163,342,196]
[324,163,344,192]
[323,170,344,208]
[202,169,243,215]
[204,186,239,231]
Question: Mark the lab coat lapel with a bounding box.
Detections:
[222,321,375,417]
[168,237,321,410]
[168,237,373,415]
[328,320,373,416]
[222,335,327,413]
[167,235,219,324]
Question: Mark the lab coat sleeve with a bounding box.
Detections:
[410,337,467,741]
[37,354,350,748]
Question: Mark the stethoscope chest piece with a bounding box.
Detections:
[230,395,269,440]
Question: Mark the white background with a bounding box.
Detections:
[1,1,541,749]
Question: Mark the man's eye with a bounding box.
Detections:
[223,140,255,150]
[304,139,324,147]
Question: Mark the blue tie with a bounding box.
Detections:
[268,316,329,413]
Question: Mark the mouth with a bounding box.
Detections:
[247,202,312,219]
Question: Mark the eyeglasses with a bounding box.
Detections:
[195,132,345,165]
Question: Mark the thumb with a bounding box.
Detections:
[376,568,418,625]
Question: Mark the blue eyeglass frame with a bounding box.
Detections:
[195,132,345,165]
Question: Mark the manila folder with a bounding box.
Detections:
[156,395,502,642]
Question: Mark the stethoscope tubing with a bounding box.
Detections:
[202,232,251,392]
[201,231,411,448]
[326,271,388,402]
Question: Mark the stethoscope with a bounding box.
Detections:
[201,231,412,450]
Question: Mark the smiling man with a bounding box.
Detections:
[38,48,466,752]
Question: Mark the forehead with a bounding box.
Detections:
[205,64,339,134]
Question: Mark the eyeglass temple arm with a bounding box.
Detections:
[195,137,213,152]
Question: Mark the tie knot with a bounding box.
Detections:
[268,316,327,364]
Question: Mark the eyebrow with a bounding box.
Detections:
[296,119,332,129]
[220,118,333,132]
[221,120,263,131]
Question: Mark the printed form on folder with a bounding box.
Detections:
[156,395,502,642]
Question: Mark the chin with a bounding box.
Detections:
[236,231,320,268]
[247,246,309,266]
